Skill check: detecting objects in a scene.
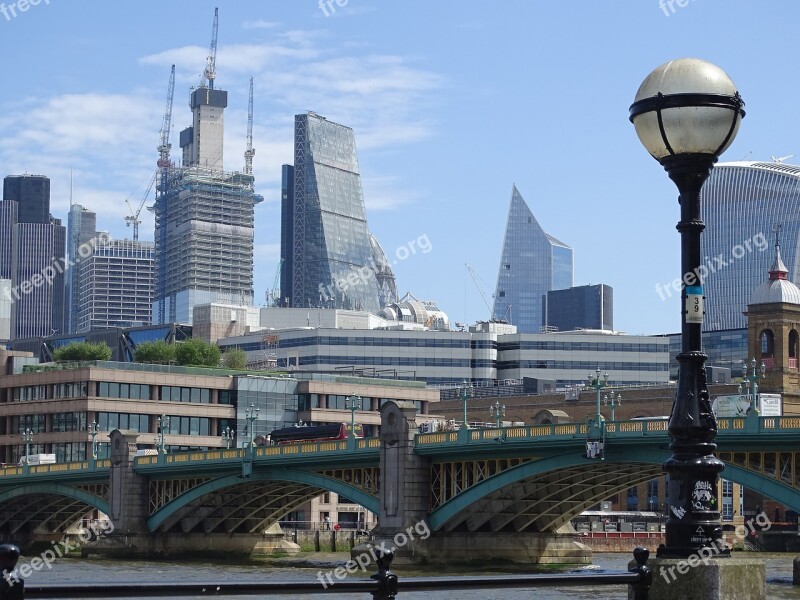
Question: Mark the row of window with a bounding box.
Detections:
[497,361,668,372]
[52,412,88,432]
[12,414,45,433]
[160,386,211,403]
[225,336,471,351]
[97,382,151,400]
[498,341,667,353]
[281,356,470,368]
[97,412,151,433]
[159,415,211,437]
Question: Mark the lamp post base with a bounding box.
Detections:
[647,556,764,600]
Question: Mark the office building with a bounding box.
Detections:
[1,176,66,340]
[219,323,669,387]
[153,82,262,325]
[66,204,97,333]
[76,238,154,332]
[493,185,573,333]
[701,161,800,332]
[543,284,613,332]
[280,112,394,312]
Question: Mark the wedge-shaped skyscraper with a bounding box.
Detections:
[280,112,395,312]
[493,185,573,333]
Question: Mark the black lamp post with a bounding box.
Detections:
[629,58,745,559]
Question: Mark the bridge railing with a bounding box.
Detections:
[0,459,110,477]
[0,546,653,599]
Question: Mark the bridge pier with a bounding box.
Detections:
[369,402,591,565]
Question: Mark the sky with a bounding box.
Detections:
[0,0,798,336]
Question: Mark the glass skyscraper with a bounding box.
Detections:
[493,185,573,333]
[66,204,97,333]
[281,112,392,312]
[701,161,800,332]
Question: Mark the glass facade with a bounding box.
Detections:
[493,185,573,333]
[235,376,299,445]
[543,284,613,332]
[663,328,749,379]
[702,162,800,331]
[283,112,388,312]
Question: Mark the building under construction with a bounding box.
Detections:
[152,10,262,324]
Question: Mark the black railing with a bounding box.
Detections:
[0,545,652,600]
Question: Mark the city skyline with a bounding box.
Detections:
[2,2,800,336]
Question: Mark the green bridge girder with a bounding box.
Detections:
[0,482,109,535]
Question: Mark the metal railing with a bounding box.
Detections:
[0,545,652,599]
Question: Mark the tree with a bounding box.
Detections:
[175,338,221,367]
[53,341,112,361]
[221,348,248,370]
[134,340,176,364]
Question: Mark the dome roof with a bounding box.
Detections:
[749,242,800,305]
[750,279,800,305]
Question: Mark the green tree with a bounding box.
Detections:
[134,340,176,364]
[175,338,221,367]
[53,341,112,361]
[221,348,248,370]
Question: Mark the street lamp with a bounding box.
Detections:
[345,395,362,441]
[222,426,235,449]
[22,428,33,467]
[245,404,260,449]
[604,393,622,422]
[156,414,170,454]
[739,357,766,416]
[630,57,745,559]
[459,380,470,429]
[587,367,610,435]
[89,420,99,460]
[489,400,505,428]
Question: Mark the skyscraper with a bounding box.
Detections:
[66,204,97,333]
[152,74,262,324]
[280,112,393,312]
[1,175,65,339]
[701,161,800,332]
[493,185,573,333]
[77,238,154,332]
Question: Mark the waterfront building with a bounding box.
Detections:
[542,284,613,332]
[493,185,573,333]
[280,112,394,312]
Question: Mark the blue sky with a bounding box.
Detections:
[1,0,798,336]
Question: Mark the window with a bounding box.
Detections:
[722,480,733,521]
[761,329,775,358]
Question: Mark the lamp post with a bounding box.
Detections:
[89,420,99,460]
[22,428,33,469]
[489,400,505,428]
[459,380,470,429]
[222,426,235,449]
[604,393,622,422]
[630,58,745,559]
[156,414,169,455]
[245,404,260,450]
[739,357,766,416]
[345,395,361,445]
[587,367,609,436]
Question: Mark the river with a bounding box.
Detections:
[15,552,800,599]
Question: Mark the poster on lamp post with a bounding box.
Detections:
[758,393,782,416]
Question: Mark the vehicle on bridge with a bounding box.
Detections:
[269,422,364,444]
[18,453,56,466]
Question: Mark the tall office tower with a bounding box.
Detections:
[493,185,573,333]
[77,239,154,332]
[280,112,393,312]
[66,204,97,332]
[153,78,262,325]
[701,161,800,332]
[3,175,49,224]
[0,200,17,340]
[2,175,66,339]
[542,284,613,332]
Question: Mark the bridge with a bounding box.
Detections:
[1,402,799,563]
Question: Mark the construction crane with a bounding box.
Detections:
[157,65,175,169]
[125,172,156,241]
[268,258,283,306]
[244,77,255,175]
[466,263,497,321]
[203,7,219,89]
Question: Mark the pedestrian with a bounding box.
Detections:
[324,515,330,530]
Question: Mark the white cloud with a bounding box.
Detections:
[242,19,281,30]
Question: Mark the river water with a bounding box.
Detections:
[17,552,800,599]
